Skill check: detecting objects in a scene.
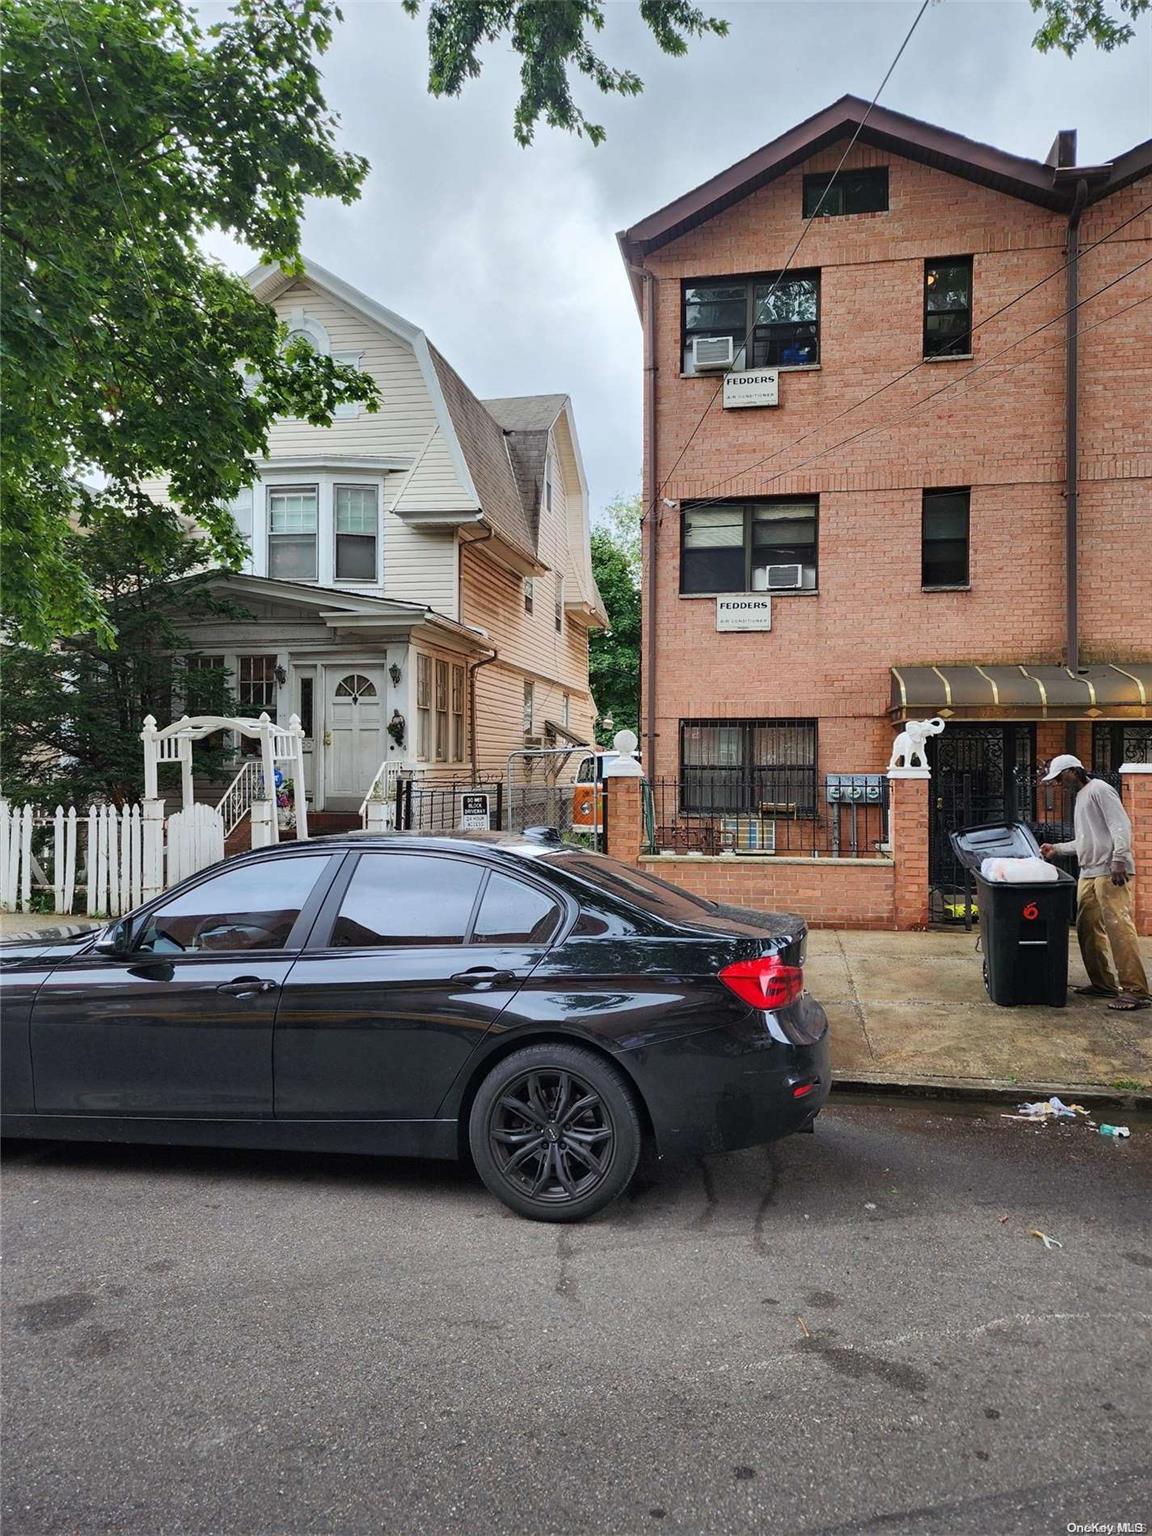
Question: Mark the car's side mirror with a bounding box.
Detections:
[91,919,133,957]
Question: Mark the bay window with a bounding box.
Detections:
[334,484,378,581]
[268,487,318,581]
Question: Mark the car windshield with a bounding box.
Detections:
[546,851,717,923]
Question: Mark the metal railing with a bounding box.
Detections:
[215,759,263,838]
[645,774,889,859]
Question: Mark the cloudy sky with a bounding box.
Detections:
[205,0,1151,522]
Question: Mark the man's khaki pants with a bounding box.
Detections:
[1076,876,1150,997]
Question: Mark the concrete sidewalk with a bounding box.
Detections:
[813,927,1152,1099]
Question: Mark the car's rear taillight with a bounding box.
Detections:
[718,955,804,1010]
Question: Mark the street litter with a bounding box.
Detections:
[796,1316,811,1338]
[1015,1097,1088,1120]
[1029,1229,1064,1250]
[1098,1124,1131,1139]
[864,1202,877,1210]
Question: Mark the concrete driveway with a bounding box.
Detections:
[811,928,1152,1096]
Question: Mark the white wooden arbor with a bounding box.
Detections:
[141,712,309,843]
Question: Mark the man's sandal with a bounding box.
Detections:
[1108,994,1151,1011]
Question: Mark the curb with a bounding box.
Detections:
[831,1069,1152,1108]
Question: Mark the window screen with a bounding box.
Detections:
[268,487,318,580]
[334,485,377,581]
[922,489,970,587]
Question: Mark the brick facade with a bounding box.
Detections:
[619,105,1151,925]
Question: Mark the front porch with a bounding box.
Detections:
[176,572,494,814]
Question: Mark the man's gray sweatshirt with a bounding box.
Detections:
[1053,778,1135,877]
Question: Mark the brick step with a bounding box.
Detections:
[221,810,360,857]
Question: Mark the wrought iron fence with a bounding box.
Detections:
[644,775,888,859]
[394,777,602,850]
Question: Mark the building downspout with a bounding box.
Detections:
[1065,177,1088,749]
[1065,181,1088,666]
[459,523,500,783]
[634,264,659,776]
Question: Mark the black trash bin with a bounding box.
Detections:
[949,821,1077,1007]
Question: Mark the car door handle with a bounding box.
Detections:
[451,967,516,987]
[216,977,279,997]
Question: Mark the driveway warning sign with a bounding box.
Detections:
[459,792,491,831]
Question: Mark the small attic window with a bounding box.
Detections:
[544,456,553,513]
[803,168,889,218]
[284,313,331,355]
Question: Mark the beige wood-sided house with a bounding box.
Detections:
[159,260,607,813]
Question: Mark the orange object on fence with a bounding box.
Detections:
[572,783,602,828]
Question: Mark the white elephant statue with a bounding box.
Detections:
[888,716,945,770]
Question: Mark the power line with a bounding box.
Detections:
[644,0,933,519]
[670,252,1152,516]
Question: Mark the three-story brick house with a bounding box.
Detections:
[618,96,1151,896]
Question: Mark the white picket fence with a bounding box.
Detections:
[0,798,218,917]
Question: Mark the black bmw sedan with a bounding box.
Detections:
[0,831,829,1221]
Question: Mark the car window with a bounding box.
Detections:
[329,853,484,948]
[136,856,332,954]
[472,872,562,945]
[547,851,717,922]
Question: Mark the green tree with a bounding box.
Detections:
[1,0,377,649]
[402,0,727,145]
[0,509,246,807]
[1030,0,1149,52]
[589,498,641,745]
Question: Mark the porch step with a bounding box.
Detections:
[280,812,360,841]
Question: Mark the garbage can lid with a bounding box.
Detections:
[949,820,1043,872]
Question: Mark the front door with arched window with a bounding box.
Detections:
[325,667,384,804]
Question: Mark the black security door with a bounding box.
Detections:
[928,724,1035,922]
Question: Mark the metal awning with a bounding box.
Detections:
[889,663,1152,720]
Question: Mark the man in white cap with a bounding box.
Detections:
[1040,754,1149,1010]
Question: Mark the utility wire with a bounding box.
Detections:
[673,256,1152,517]
[644,0,933,520]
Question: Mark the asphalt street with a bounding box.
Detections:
[3,1095,1150,1536]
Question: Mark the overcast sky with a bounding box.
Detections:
[204,0,1151,523]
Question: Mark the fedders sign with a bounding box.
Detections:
[716,595,772,632]
[722,369,779,409]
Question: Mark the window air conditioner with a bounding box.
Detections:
[691,335,735,371]
[763,563,804,590]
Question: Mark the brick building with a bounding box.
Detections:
[618,97,1152,905]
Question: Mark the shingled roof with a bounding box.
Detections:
[428,347,540,564]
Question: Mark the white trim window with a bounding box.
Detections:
[434,659,449,763]
[451,664,465,762]
[416,654,432,760]
[332,352,364,419]
[334,484,379,582]
[268,486,318,581]
[554,574,564,634]
[523,679,534,735]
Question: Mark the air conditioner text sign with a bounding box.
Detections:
[722,368,779,409]
[716,595,772,632]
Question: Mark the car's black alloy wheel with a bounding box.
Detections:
[469,1043,642,1221]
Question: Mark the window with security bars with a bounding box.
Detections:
[922,489,970,588]
[682,271,819,373]
[924,257,973,357]
[681,499,818,593]
[1093,722,1152,780]
[802,167,889,218]
[268,486,318,580]
[679,719,817,816]
[334,485,378,581]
